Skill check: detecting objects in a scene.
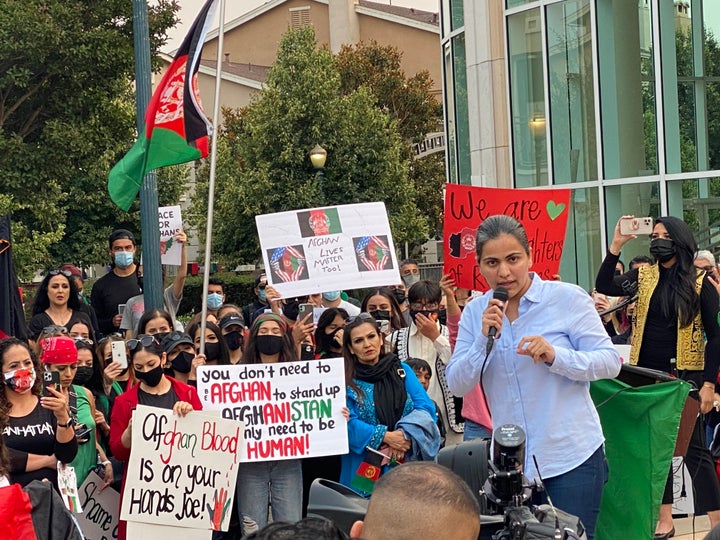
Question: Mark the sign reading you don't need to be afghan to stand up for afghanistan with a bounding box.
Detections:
[197,357,348,462]
[120,406,242,533]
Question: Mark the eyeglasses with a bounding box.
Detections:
[42,325,68,335]
[345,312,377,327]
[49,269,73,278]
[72,338,94,346]
[126,335,159,352]
[409,302,440,311]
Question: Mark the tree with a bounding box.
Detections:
[335,41,446,244]
[0,0,181,279]
[190,27,427,265]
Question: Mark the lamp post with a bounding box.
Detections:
[528,116,546,185]
[309,144,327,204]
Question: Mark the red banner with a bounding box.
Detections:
[443,184,571,291]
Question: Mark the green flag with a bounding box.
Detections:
[591,378,690,540]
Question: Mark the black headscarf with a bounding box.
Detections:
[354,352,407,427]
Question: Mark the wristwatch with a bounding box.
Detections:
[57,417,76,429]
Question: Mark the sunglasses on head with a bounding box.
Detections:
[345,312,377,326]
[73,337,94,346]
[49,269,73,278]
[42,325,68,335]
[126,335,159,352]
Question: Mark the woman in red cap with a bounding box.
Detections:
[0,337,77,489]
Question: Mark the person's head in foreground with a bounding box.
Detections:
[350,462,481,540]
[245,517,348,539]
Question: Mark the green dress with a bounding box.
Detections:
[69,384,96,486]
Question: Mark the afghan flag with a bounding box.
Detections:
[351,448,384,494]
[108,0,218,211]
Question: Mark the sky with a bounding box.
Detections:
[161,0,440,52]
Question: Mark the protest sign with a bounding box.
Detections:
[76,471,120,540]
[120,406,242,532]
[256,202,401,297]
[159,205,183,266]
[443,184,571,291]
[197,357,348,462]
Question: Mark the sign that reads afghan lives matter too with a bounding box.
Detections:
[120,406,242,532]
[197,357,348,462]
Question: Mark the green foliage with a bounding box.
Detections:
[0,0,181,277]
[191,27,428,265]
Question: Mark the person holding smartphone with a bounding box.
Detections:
[0,337,77,489]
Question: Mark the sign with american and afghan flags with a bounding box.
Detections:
[108,0,218,211]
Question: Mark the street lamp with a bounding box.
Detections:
[309,144,327,203]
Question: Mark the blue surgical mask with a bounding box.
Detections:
[258,289,266,302]
[207,292,223,310]
[322,291,341,302]
[114,251,134,269]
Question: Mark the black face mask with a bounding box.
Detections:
[410,309,439,324]
[224,331,243,351]
[438,308,447,326]
[256,335,284,356]
[154,332,170,342]
[135,364,164,387]
[319,328,342,353]
[369,309,391,321]
[171,351,195,374]
[204,342,222,361]
[282,301,299,321]
[649,238,675,263]
[73,366,93,386]
[392,289,406,304]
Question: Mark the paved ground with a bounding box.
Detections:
[674,515,711,539]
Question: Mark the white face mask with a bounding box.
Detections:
[4,367,36,394]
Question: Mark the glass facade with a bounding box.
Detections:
[441,0,720,291]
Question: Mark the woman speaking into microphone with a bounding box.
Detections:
[446,215,620,540]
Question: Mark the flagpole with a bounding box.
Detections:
[199,0,225,354]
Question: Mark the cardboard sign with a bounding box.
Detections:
[158,205,183,266]
[256,203,401,297]
[443,184,571,291]
[197,358,348,462]
[76,472,120,540]
[120,406,242,532]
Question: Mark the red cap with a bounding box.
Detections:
[40,336,77,365]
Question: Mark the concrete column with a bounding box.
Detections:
[328,0,360,53]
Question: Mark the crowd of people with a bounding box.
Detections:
[3,214,720,539]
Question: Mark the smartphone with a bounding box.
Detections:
[42,370,60,396]
[379,320,390,335]
[300,343,315,360]
[111,340,128,369]
[620,217,653,236]
[298,303,314,322]
[75,423,91,443]
[118,303,126,316]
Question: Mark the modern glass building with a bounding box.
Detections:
[441,0,720,290]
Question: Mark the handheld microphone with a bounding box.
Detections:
[486,287,509,355]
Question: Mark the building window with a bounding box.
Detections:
[290,7,311,30]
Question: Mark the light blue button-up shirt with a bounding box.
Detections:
[446,274,621,481]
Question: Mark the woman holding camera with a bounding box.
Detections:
[0,337,78,489]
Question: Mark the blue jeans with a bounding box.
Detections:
[463,419,492,441]
[235,459,302,529]
[532,445,608,540]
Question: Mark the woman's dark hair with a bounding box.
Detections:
[408,280,442,305]
[341,314,384,396]
[361,287,407,330]
[74,340,104,395]
[31,272,82,316]
[127,336,164,360]
[0,338,43,413]
[241,313,297,364]
[218,303,243,320]
[655,216,700,327]
[69,320,96,344]
[137,309,174,335]
[475,215,530,258]
[185,320,231,365]
[314,308,349,355]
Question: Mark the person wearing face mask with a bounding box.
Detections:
[0,337,78,489]
[91,229,143,337]
[243,274,270,326]
[390,280,464,446]
[219,314,245,365]
[109,335,201,540]
[205,278,226,319]
[185,320,231,368]
[596,215,720,538]
[360,288,407,334]
[160,331,203,385]
[237,314,302,528]
[119,231,188,339]
[317,290,360,316]
[314,308,349,358]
